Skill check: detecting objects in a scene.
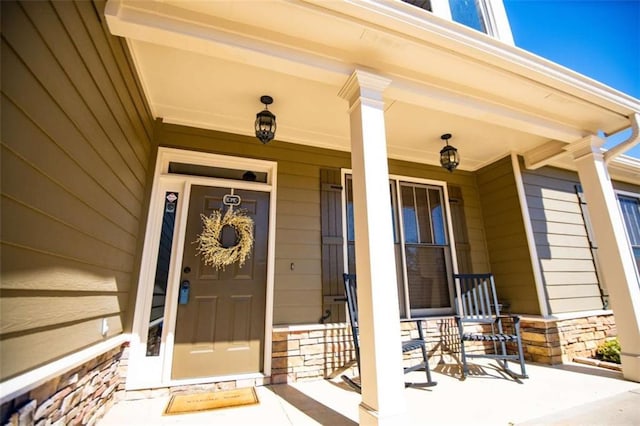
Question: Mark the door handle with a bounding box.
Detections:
[179,280,190,304]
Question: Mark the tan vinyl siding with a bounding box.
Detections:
[0,316,124,381]
[273,162,323,324]
[156,124,491,324]
[156,123,350,325]
[477,156,539,314]
[0,0,152,380]
[521,164,603,314]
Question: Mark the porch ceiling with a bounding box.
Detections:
[105,0,640,173]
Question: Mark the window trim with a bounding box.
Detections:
[400,0,514,44]
[615,189,640,278]
[341,170,459,318]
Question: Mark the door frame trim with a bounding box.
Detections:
[126,147,277,390]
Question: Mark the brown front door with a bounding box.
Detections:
[172,185,269,380]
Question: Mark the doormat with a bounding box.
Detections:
[164,387,259,415]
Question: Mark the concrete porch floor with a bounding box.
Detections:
[99,361,640,425]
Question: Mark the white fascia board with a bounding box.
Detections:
[305,0,640,117]
[612,154,640,170]
[105,0,585,143]
[387,79,585,142]
[529,147,640,186]
[107,0,640,118]
[609,155,640,183]
[105,0,637,142]
[104,0,351,87]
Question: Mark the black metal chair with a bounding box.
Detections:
[453,273,528,379]
[341,273,436,392]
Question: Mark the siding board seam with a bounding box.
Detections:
[72,0,152,163]
[0,236,131,274]
[0,241,134,275]
[1,142,138,238]
[2,193,136,259]
[0,312,126,340]
[34,0,147,185]
[94,0,153,142]
[0,92,142,220]
[58,0,148,179]
[0,289,130,298]
[1,10,144,206]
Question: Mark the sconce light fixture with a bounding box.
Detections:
[255,95,276,144]
[440,133,459,172]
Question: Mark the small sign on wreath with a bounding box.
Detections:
[194,208,254,270]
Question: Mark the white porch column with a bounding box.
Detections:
[338,70,408,424]
[570,136,640,382]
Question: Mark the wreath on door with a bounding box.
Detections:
[194,208,254,270]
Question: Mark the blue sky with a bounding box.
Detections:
[504,0,640,157]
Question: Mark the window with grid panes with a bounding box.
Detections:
[345,175,455,317]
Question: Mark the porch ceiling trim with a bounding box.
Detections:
[306,0,640,121]
[524,136,640,185]
[105,0,639,118]
[386,80,585,142]
[104,0,640,175]
[104,0,353,87]
[523,140,571,170]
[104,1,592,142]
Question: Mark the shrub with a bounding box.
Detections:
[596,338,621,364]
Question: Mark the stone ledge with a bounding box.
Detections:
[519,310,614,323]
[573,356,622,371]
[273,323,350,333]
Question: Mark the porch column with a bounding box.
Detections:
[338,70,408,424]
[570,136,640,382]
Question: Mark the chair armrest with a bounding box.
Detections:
[497,314,521,323]
[412,319,426,340]
[454,315,463,328]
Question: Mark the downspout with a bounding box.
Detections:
[604,113,640,164]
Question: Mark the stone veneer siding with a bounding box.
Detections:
[520,312,617,364]
[272,313,617,381]
[271,324,355,384]
[1,313,616,424]
[1,344,126,426]
[270,318,463,383]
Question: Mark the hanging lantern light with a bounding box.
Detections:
[440,133,459,172]
[255,95,276,144]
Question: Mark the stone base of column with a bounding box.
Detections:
[621,353,640,382]
[359,402,408,426]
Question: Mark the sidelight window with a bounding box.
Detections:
[146,192,178,356]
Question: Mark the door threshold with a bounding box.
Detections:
[126,373,268,392]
